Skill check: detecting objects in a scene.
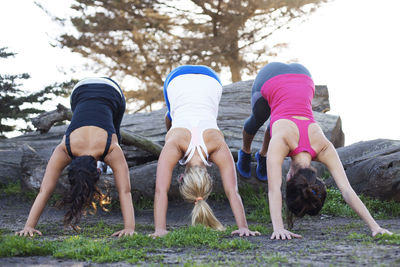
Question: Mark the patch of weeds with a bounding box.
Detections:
[0,181,40,201]
[0,181,21,195]
[358,195,400,219]
[256,253,288,265]
[322,189,400,219]
[347,232,373,243]
[322,189,354,217]
[161,225,254,251]
[0,228,12,235]
[0,235,54,257]
[117,233,157,249]
[80,220,122,238]
[53,235,152,263]
[134,195,154,211]
[348,232,400,246]
[375,233,400,245]
[239,185,270,223]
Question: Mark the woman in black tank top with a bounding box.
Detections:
[16,78,136,237]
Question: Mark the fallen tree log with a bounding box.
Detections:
[325,139,400,201]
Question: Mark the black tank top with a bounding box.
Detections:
[65,82,123,161]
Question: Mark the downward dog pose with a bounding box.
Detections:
[237,62,392,239]
[152,65,260,237]
[16,78,135,237]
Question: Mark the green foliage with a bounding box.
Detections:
[375,233,400,245]
[0,181,20,195]
[347,232,400,245]
[0,236,54,257]
[53,235,150,263]
[1,223,254,262]
[321,189,400,219]
[159,225,254,251]
[134,195,154,211]
[80,220,122,238]
[239,185,270,223]
[256,253,289,265]
[0,47,72,137]
[0,181,51,202]
[50,0,325,111]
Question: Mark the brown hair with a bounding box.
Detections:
[286,166,327,217]
[179,165,225,230]
[63,155,108,230]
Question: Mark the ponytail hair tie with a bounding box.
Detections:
[311,189,316,195]
[194,197,203,205]
[311,189,321,198]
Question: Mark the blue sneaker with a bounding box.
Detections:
[255,151,268,181]
[236,149,252,178]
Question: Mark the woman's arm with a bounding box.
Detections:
[16,143,71,237]
[210,141,259,236]
[165,111,171,131]
[152,140,182,237]
[317,142,392,236]
[105,144,136,237]
[267,137,302,240]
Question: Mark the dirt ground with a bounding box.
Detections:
[1,195,399,266]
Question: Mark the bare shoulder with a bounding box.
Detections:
[55,138,70,160]
[309,123,331,154]
[203,129,226,153]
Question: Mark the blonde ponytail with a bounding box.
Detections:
[179,165,225,231]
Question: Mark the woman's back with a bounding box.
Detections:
[167,74,222,129]
[66,126,118,160]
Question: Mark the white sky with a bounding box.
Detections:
[0,0,399,144]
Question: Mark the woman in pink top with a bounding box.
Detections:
[237,62,392,239]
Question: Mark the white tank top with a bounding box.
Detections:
[167,74,223,166]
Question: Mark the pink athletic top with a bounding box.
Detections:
[261,73,317,159]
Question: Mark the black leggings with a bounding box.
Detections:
[243,62,311,135]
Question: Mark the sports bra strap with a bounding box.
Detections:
[65,134,74,159]
[179,127,212,167]
[100,132,112,161]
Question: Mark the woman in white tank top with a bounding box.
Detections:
[152,65,260,237]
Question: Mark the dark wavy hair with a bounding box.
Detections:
[63,155,105,230]
[286,166,327,217]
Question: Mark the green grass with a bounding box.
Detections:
[157,225,254,251]
[53,235,153,263]
[256,253,289,265]
[239,185,270,223]
[347,232,400,245]
[0,223,255,262]
[0,235,54,257]
[321,189,400,219]
[0,181,21,195]
[375,233,400,245]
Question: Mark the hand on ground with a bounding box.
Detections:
[111,228,136,237]
[150,229,169,238]
[372,227,393,237]
[270,229,302,240]
[15,227,42,237]
[231,228,261,237]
